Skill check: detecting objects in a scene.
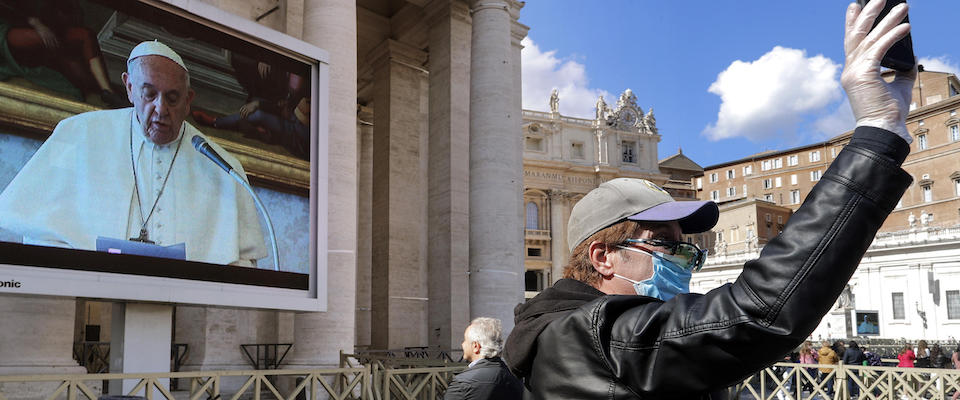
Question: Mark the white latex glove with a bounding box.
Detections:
[841,0,916,143]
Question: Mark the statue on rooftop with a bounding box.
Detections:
[595,95,608,121]
[643,108,657,135]
[549,89,559,114]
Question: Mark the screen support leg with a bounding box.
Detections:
[109,303,173,397]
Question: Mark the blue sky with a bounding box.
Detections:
[518,0,960,167]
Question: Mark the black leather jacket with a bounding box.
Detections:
[503,127,912,399]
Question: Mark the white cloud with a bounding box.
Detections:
[812,98,855,139]
[918,56,960,77]
[521,38,609,118]
[704,46,842,141]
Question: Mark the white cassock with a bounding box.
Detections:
[0,108,267,266]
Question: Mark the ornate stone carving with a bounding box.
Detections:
[642,108,657,135]
[549,88,559,114]
[606,88,650,132]
[548,190,569,201]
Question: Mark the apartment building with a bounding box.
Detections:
[692,69,960,340]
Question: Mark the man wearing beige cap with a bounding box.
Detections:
[504,1,916,398]
[0,41,266,266]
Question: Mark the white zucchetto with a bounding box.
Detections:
[127,40,187,72]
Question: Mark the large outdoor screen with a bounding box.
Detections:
[0,0,328,311]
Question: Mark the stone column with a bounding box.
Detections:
[548,190,567,283]
[355,108,374,348]
[0,294,85,400]
[468,0,524,332]
[289,0,357,368]
[174,307,277,370]
[425,0,472,350]
[369,39,429,349]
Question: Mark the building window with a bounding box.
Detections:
[809,151,821,162]
[948,291,960,320]
[743,165,753,176]
[710,173,718,183]
[711,190,719,201]
[696,177,702,189]
[774,158,783,169]
[525,270,544,291]
[892,292,905,320]
[765,213,772,222]
[764,194,774,202]
[923,185,933,202]
[831,148,837,158]
[775,177,782,187]
[525,137,543,151]
[525,202,539,229]
[742,184,747,196]
[727,170,735,179]
[570,142,585,159]
[622,141,636,163]
[955,178,960,196]
[777,215,783,223]
[761,160,772,171]
[763,179,772,189]
[810,170,822,182]
[919,119,925,126]
[787,155,798,166]
[950,125,960,142]
[717,231,724,242]
[918,134,927,150]
[790,174,797,185]
[790,190,801,204]
[526,247,542,257]
[727,187,736,197]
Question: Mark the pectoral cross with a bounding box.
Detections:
[130,228,155,244]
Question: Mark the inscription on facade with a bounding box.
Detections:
[524,170,598,187]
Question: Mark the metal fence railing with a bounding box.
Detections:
[340,351,466,400]
[734,362,960,400]
[0,367,370,400]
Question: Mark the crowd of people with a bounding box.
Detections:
[775,339,960,399]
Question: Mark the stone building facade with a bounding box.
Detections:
[521,89,703,296]
[692,69,960,340]
[0,0,533,390]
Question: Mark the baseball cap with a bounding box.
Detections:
[128,40,187,72]
[566,178,718,252]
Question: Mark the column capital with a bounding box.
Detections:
[548,189,570,201]
[425,0,472,26]
[357,104,374,125]
[470,0,509,13]
[366,39,429,73]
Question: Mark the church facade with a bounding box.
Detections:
[521,89,703,296]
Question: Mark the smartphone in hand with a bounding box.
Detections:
[856,0,915,71]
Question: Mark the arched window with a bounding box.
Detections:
[525,202,539,230]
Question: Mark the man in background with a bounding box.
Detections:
[444,317,522,400]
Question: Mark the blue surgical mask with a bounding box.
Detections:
[613,245,692,301]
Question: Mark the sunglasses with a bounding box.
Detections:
[622,238,708,272]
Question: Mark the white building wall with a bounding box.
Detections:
[692,227,960,341]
